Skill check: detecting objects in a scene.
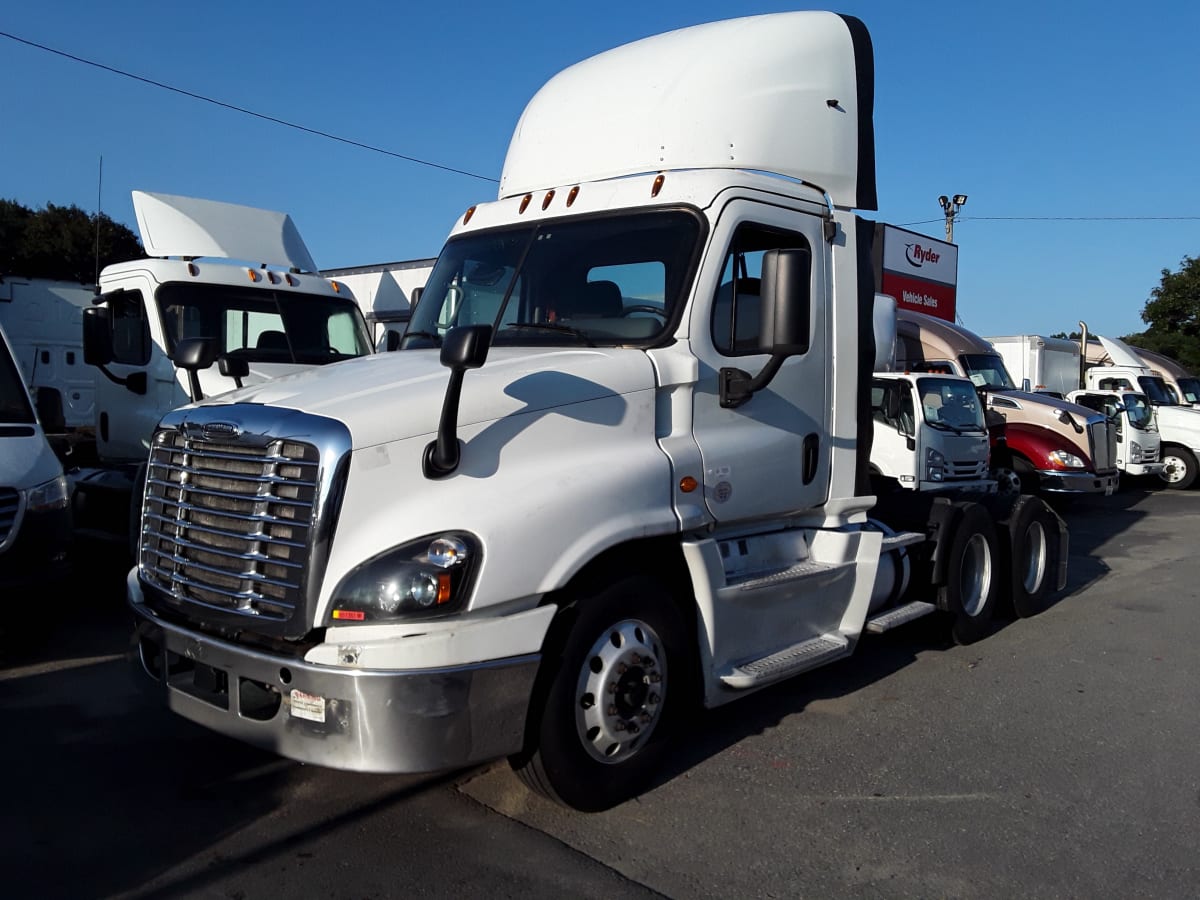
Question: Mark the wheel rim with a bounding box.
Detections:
[1020,520,1047,595]
[1161,454,1188,484]
[959,533,993,618]
[574,618,667,765]
[993,467,1022,496]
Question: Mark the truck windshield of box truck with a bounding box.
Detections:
[403,211,701,349]
[152,283,372,364]
[916,376,986,433]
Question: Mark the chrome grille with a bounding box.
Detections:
[0,487,21,551]
[139,429,320,625]
[1088,420,1116,472]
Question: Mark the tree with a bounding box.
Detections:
[1122,255,1200,372]
[0,199,142,284]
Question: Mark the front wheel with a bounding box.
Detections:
[1159,445,1198,490]
[511,575,690,811]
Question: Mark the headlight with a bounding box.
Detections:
[926,447,945,482]
[27,475,70,512]
[327,533,480,624]
[1047,449,1085,469]
[1129,441,1143,462]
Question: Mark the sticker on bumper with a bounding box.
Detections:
[289,689,326,723]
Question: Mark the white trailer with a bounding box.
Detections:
[128,12,1069,811]
[987,334,1081,396]
[0,277,97,429]
[322,259,435,351]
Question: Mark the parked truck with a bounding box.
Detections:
[898,311,1117,496]
[1084,339,1200,408]
[0,321,72,588]
[322,259,435,351]
[1083,334,1200,488]
[75,191,375,546]
[988,331,1163,480]
[127,12,1069,811]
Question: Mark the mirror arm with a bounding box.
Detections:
[719,355,786,408]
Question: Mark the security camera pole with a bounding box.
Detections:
[938,193,968,242]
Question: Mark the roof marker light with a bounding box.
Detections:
[519,194,533,214]
[331,281,342,293]
[268,271,280,284]
[286,273,298,286]
[651,174,666,198]
[463,205,477,225]
[542,190,555,210]
[566,185,580,207]
[247,269,260,282]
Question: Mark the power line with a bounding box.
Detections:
[901,215,1200,227]
[0,29,500,184]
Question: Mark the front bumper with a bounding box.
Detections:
[129,574,541,774]
[1036,469,1119,495]
[1121,462,1165,477]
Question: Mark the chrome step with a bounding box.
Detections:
[865,600,937,634]
[729,559,843,592]
[720,633,850,689]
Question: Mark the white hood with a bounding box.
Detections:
[193,346,660,450]
[1098,335,1150,371]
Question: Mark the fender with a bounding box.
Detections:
[994,421,1094,470]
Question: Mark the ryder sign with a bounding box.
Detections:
[873,224,958,322]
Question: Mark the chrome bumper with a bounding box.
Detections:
[1036,469,1119,494]
[129,578,540,774]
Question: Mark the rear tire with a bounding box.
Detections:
[511,575,690,811]
[1159,445,1198,490]
[938,503,1001,644]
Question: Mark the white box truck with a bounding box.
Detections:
[987,334,1082,397]
[127,12,1069,810]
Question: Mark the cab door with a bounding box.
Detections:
[689,203,830,525]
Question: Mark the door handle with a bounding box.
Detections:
[803,433,819,484]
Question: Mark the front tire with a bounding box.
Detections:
[1160,445,1198,490]
[511,575,689,811]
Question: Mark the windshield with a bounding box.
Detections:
[1123,393,1154,429]
[1175,377,1200,404]
[0,340,35,425]
[156,284,372,364]
[916,376,986,432]
[1137,375,1177,405]
[959,353,1016,391]
[405,210,702,348]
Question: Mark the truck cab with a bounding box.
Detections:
[897,310,1117,496]
[869,373,992,492]
[76,192,374,543]
[0,322,71,587]
[1065,388,1163,478]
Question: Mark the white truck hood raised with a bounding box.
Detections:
[192,346,659,450]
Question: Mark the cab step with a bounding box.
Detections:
[720,633,850,689]
[865,600,937,634]
[880,530,927,552]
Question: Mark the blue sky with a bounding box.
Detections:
[2,1,1197,339]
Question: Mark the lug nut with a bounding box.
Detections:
[650,673,662,683]
[631,653,642,665]
[608,682,617,694]
[607,705,618,716]
[618,663,628,675]
[615,721,626,732]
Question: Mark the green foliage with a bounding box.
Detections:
[0,198,142,284]
[1121,256,1200,372]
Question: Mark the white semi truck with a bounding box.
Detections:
[127,13,1069,810]
[76,191,375,545]
[0,322,72,588]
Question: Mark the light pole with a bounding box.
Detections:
[938,194,968,243]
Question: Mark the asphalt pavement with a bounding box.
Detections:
[2,483,1196,899]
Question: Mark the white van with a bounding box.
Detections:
[0,322,71,586]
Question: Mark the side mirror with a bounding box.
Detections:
[82,307,114,367]
[719,248,811,408]
[410,286,423,311]
[385,330,402,352]
[424,324,492,478]
[173,336,220,401]
[756,248,812,355]
[883,388,901,422]
[218,355,250,389]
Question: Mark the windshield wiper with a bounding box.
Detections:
[502,322,596,347]
[401,330,442,346]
